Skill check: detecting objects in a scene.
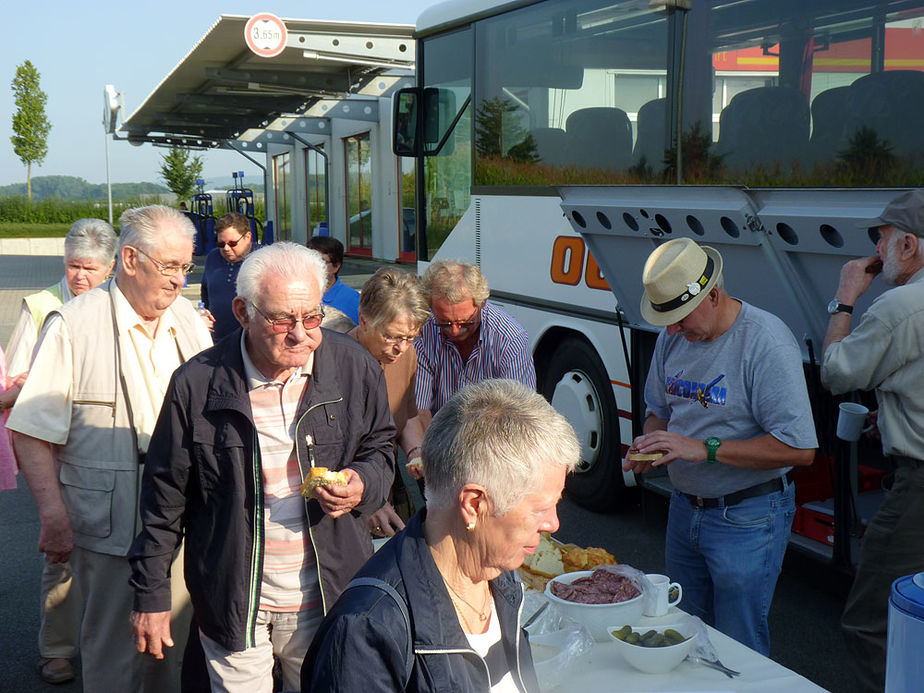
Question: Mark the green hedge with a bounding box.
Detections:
[0,197,145,224]
[1,196,269,228]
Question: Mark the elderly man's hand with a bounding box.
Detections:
[366,502,405,537]
[130,611,173,659]
[837,255,881,304]
[314,468,365,518]
[38,507,74,564]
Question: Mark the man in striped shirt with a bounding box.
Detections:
[129,243,395,692]
[415,260,536,426]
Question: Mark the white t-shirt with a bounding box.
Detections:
[463,597,520,693]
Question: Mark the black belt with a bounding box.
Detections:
[683,471,793,509]
[890,455,924,469]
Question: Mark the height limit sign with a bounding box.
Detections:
[245,13,288,58]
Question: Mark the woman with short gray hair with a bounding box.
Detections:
[6,218,117,375]
[350,268,431,538]
[303,379,579,692]
[3,216,117,685]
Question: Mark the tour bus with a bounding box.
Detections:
[393,0,924,570]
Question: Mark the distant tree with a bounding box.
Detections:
[159,146,203,203]
[10,60,52,201]
[837,126,895,182]
[474,97,538,163]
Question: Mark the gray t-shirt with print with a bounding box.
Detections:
[644,300,817,498]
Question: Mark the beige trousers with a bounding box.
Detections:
[70,544,191,692]
[199,609,322,693]
[39,557,82,659]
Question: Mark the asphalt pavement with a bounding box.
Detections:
[0,253,855,692]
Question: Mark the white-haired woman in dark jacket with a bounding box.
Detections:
[301,379,579,692]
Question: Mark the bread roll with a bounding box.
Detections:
[300,467,349,497]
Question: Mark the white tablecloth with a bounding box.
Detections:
[535,609,827,692]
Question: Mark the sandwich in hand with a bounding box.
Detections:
[627,451,665,462]
[300,467,349,498]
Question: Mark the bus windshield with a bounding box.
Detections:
[416,0,924,189]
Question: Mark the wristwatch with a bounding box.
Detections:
[704,437,721,464]
[827,299,853,315]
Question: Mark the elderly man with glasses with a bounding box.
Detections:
[200,212,260,340]
[414,260,535,429]
[128,242,396,692]
[7,205,213,692]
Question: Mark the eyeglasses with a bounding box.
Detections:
[217,233,247,249]
[434,307,480,331]
[251,302,325,333]
[379,328,419,346]
[130,246,196,277]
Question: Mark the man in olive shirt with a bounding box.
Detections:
[822,190,924,693]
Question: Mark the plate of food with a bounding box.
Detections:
[519,533,617,591]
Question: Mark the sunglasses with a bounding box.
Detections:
[251,302,325,333]
[434,307,480,330]
[217,233,248,249]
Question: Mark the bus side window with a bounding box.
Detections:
[565,107,633,172]
[715,86,809,173]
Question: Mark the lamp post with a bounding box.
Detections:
[103,85,121,225]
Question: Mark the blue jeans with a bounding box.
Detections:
[665,479,795,656]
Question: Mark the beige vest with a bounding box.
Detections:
[55,280,204,556]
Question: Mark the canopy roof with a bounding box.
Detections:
[121,14,415,148]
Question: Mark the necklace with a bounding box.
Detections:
[444,579,491,624]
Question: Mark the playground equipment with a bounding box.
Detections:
[189,179,216,256]
[227,171,273,245]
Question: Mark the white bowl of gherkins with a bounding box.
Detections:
[607,620,698,674]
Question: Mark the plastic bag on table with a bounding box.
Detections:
[679,614,719,661]
[667,614,740,676]
[522,591,594,691]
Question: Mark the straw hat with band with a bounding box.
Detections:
[640,238,724,326]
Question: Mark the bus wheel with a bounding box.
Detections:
[541,338,627,512]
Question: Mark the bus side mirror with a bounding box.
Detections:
[393,88,419,157]
[423,87,456,157]
[393,87,459,157]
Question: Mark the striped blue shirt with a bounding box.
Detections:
[414,301,536,414]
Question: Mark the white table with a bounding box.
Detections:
[533,610,827,692]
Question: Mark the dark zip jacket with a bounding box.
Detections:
[301,511,539,692]
[129,328,396,652]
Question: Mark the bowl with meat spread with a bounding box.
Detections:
[544,568,644,641]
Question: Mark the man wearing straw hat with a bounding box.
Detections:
[821,189,924,693]
[625,237,816,656]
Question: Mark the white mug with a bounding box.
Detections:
[644,573,683,617]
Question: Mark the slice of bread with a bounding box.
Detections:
[521,532,565,578]
[628,452,664,462]
[300,467,349,497]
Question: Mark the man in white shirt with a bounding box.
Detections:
[7,205,212,692]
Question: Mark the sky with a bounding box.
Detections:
[1,0,437,188]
